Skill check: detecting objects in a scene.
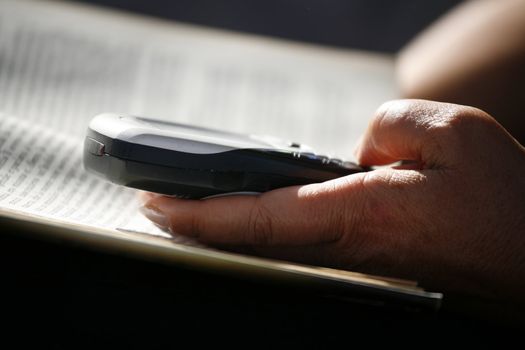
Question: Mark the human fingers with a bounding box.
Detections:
[140,177,364,246]
[355,99,491,168]
[354,99,525,300]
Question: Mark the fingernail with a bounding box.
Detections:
[139,204,169,229]
[137,191,157,203]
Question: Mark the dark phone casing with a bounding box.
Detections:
[83,114,364,198]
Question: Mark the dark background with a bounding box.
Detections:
[72,0,463,53]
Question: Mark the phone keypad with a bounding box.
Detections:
[298,151,358,169]
[328,158,343,166]
[264,148,362,171]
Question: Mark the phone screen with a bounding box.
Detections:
[134,117,286,149]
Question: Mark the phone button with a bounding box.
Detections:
[342,161,362,171]
[299,152,323,163]
[328,158,343,166]
[316,155,330,163]
[85,137,105,156]
[300,152,316,158]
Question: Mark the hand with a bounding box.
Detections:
[140,99,525,307]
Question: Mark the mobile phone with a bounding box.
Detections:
[83,113,365,199]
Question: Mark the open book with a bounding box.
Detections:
[0,0,442,309]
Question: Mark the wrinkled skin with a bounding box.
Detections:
[141,99,525,312]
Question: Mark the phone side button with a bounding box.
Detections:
[84,137,105,156]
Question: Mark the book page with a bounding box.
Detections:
[0,0,397,159]
[0,0,396,243]
[0,0,395,249]
[0,113,205,245]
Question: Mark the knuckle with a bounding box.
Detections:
[442,105,496,130]
[299,180,355,243]
[245,199,275,245]
[375,99,417,120]
[375,100,497,136]
[188,212,203,238]
[330,182,368,264]
[168,206,201,238]
[428,105,500,146]
[373,99,432,134]
[373,101,501,166]
[324,182,351,240]
[328,177,366,239]
[373,100,409,129]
